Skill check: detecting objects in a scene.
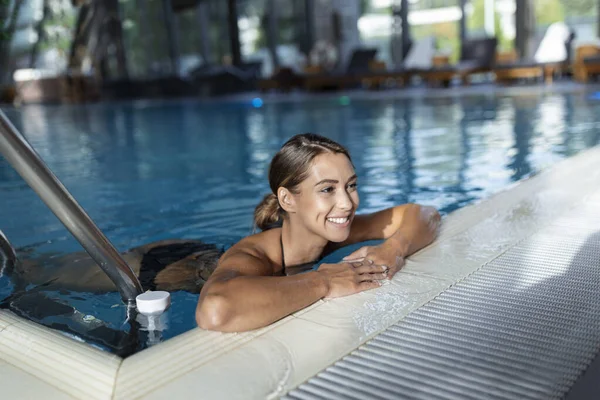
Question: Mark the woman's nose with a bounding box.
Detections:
[337,191,353,210]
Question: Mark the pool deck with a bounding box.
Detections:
[0,125,599,398]
[18,80,597,110]
[143,81,600,106]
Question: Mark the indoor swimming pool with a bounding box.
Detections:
[1,90,599,355]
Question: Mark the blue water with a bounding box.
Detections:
[1,92,599,354]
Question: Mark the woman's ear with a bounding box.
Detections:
[277,187,296,213]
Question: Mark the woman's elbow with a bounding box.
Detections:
[424,205,441,224]
[417,205,441,238]
[196,294,232,331]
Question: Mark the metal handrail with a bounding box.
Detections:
[0,109,142,302]
[0,229,17,278]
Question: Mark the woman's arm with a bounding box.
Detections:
[351,204,440,253]
[196,246,385,332]
[380,204,441,256]
[196,248,326,332]
[333,204,440,267]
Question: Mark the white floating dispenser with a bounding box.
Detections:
[136,291,171,347]
[135,290,171,315]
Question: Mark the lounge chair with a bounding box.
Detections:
[409,37,498,87]
[353,36,437,89]
[257,67,305,92]
[494,22,575,84]
[302,48,378,91]
[573,44,600,82]
[257,47,378,92]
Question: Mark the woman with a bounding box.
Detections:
[196,133,440,332]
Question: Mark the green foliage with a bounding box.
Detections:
[39,7,77,57]
[0,0,25,83]
[562,0,596,16]
[467,0,485,31]
[535,0,565,25]
[494,9,511,51]
[413,21,461,62]
[0,0,19,41]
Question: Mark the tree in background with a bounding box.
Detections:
[29,0,76,70]
[0,0,25,84]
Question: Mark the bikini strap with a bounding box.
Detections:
[280,232,286,270]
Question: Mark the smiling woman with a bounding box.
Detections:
[196,133,441,332]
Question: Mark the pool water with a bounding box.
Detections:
[1,92,599,355]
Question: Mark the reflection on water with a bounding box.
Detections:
[1,92,599,355]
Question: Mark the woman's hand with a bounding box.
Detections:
[342,243,406,279]
[316,261,388,299]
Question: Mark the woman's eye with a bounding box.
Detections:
[347,183,358,191]
[320,187,334,193]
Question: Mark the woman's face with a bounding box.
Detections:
[292,152,359,242]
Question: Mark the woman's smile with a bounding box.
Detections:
[326,215,352,228]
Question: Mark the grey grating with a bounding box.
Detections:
[284,208,600,400]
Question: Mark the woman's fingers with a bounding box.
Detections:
[354,264,388,275]
[361,272,388,281]
[358,281,381,291]
[342,258,365,266]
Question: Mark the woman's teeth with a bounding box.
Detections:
[327,217,348,224]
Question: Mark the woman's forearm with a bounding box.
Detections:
[387,205,440,257]
[196,271,328,332]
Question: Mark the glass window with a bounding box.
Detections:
[9,0,77,72]
[533,0,598,61]
[120,0,171,78]
[358,0,393,66]
[561,0,598,44]
[411,0,462,62]
[175,7,204,75]
[468,0,515,52]
[534,0,566,38]
[206,0,232,65]
[237,0,266,62]
[236,0,309,76]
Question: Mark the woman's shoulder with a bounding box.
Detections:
[220,228,283,272]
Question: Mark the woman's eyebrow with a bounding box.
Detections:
[314,179,338,186]
[314,175,357,186]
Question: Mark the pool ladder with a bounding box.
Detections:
[0,110,142,303]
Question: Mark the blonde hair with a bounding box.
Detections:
[254,133,352,231]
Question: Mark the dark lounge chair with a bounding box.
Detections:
[257,67,305,92]
[302,48,379,91]
[357,37,436,88]
[409,37,498,87]
[494,22,575,84]
[258,47,379,92]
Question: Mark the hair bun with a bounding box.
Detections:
[254,193,282,231]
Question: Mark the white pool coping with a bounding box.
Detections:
[1,145,599,399]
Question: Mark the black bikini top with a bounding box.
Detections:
[280,233,322,276]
